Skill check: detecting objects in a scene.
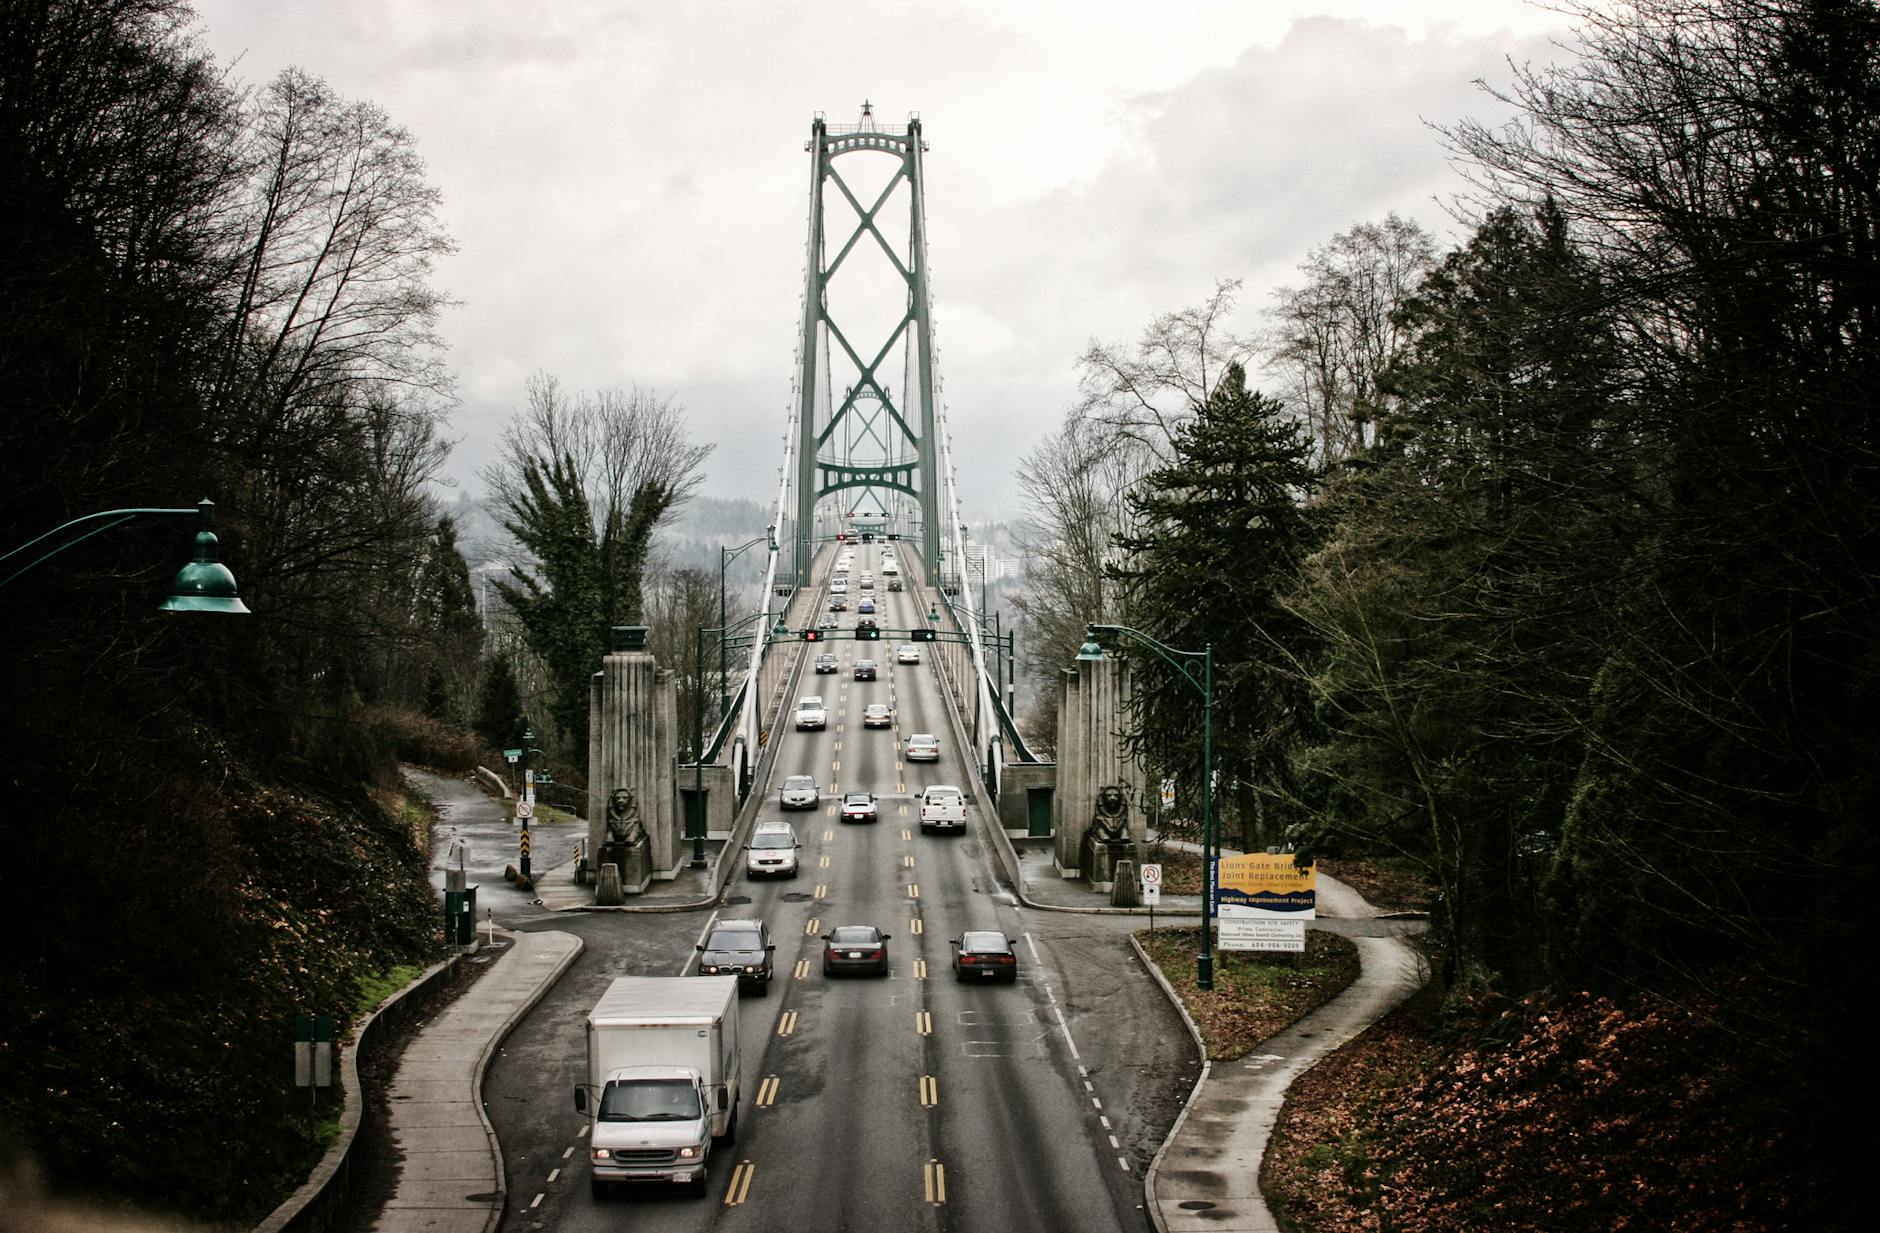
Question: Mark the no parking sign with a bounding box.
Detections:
[1141,862,1163,906]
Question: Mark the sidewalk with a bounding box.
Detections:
[372,928,582,1233]
[1144,874,1428,1233]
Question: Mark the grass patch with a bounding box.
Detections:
[1137,926,1360,1060]
[353,964,425,1018]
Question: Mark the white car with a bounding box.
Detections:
[896,644,921,664]
[905,733,940,761]
[794,696,827,730]
[835,559,851,573]
[830,576,848,593]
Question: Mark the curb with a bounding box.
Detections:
[1128,932,1212,1233]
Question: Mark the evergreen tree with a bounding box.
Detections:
[475,653,523,750]
[1109,363,1323,849]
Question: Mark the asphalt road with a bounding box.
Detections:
[471,544,1194,1232]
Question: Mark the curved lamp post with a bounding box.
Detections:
[1,498,249,613]
[1080,623,1215,990]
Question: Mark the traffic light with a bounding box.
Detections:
[912,628,937,642]
[837,531,846,543]
[887,532,898,541]
[857,625,880,640]
[803,629,821,642]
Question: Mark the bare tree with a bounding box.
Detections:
[1264,214,1437,463]
[1074,280,1255,466]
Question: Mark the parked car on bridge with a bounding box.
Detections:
[821,925,891,976]
[951,931,1019,981]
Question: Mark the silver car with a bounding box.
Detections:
[779,775,819,809]
[905,733,939,762]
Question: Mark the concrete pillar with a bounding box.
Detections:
[1051,652,1148,879]
[587,627,682,891]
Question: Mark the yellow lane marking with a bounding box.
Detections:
[778,1011,798,1036]
[794,959,811,980]
[819,854,831,868]
[901,828,912,841]
[916,1010,932,1035]
[756,1076,781,1107]
[725,1159,755,1206]
[919,1074,939,1107]
[832,760,840,772]
[898,781,906,792]
[834,741,842,751]
[908,884,920,899]
[805,918,820,935]
[814,884,827,900]
[898,805,909,816]
[823,829,833,841]
[911,917,923,935]
[914,958,927,980]
[826,804,837,815]
[924,1159,946,1204]
[903,854,915,868]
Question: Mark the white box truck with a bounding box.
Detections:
[574,975,740,1199]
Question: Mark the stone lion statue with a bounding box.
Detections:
[605,787,647,846]
[1091,783,1131,844]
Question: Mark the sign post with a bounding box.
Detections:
[1141,862,1163,932]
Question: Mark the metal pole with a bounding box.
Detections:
[719,545,730,724]
[692,625,707,868]
[1198,645,1215,991]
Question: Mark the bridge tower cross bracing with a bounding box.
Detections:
[792,106,941,582]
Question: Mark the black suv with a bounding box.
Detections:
[853,659,877,680]
[695,919,775,993]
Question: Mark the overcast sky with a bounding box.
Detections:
[187,0,1574,520]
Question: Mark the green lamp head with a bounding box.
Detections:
[161,529,250,614]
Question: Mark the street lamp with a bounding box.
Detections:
[691,610,776,868]
[1080,624,1216,990]
[1,498,249,613]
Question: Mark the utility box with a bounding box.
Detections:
[443,885,478,945]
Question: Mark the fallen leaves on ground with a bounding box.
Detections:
[1136,927,1359,1060]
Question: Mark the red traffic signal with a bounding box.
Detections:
[803,629,821,642]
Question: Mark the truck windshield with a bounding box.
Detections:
[599,1079,701,1122]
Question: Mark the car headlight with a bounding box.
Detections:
[592,1148,612,1160]
[702,965,718,973]
[677,1145,701,1160]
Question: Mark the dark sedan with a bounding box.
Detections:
[821,925,891,976]
[853,659,877,680]
[951,931,1019,981]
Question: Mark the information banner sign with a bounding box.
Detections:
[1215,853,1317,919]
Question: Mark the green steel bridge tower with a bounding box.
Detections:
[790,103,942,582]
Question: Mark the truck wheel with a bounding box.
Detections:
[690,1164,709,1198]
